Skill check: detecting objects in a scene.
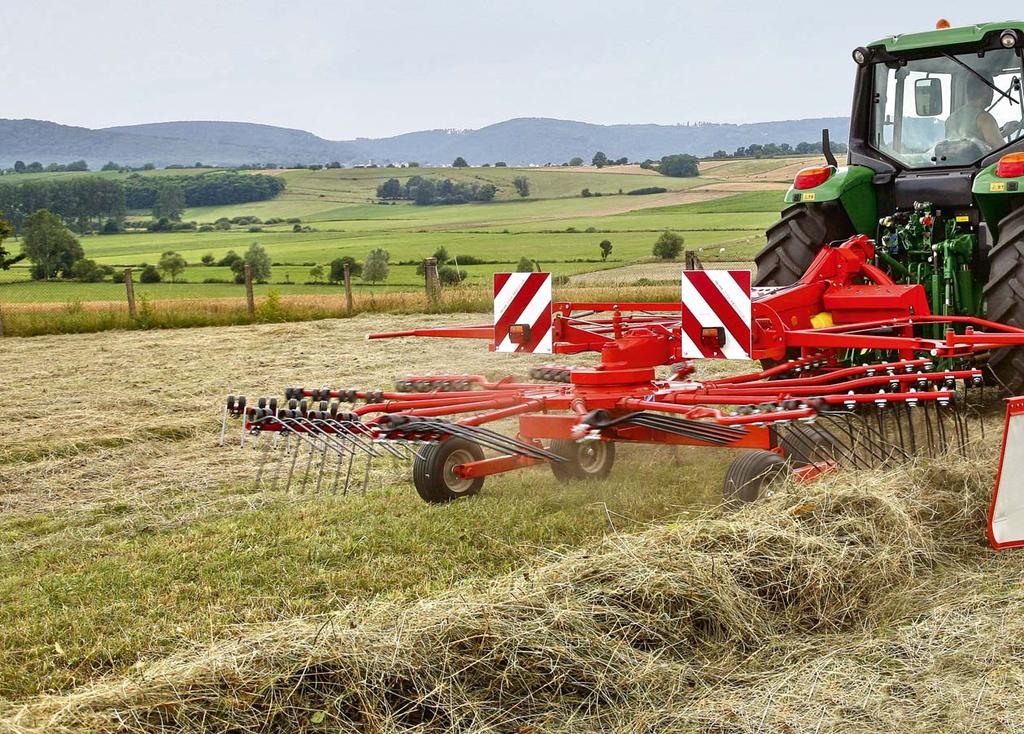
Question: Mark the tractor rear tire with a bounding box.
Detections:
[753,202,856,287]
[983,202,1024,394]
[413,437,485,503]
[549,439,616,483]
[722,450,789,507]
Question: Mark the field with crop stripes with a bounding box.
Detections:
[0,159,801,305]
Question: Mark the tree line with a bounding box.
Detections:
[0,172,285,233]
[710,140,850,159]
[376,176,497,205]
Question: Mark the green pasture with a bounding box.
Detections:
[0,163,799,304]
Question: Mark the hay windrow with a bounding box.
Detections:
[1,456,1001,734]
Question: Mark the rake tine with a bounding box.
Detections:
[253,432,276,489]
[935,399,950,454]
[921,399,936,457]
[219,403,230,447]
[361,453,373,495]
[343,449,356,495]
[314,439,330,493]
[270,431,292,492]
[457,423,564,460]
[818,413,872,470]
[891,402,907,456]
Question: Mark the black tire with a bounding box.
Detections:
[722,450,789,506]
[412,437,485,503]
[549,439,616,483]
[779,424,839,466]
[754,202,855,287]
[983,201,1024,394]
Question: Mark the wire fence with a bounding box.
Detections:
[0,253,756,338]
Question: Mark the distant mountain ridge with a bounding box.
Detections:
[0,116,851,169]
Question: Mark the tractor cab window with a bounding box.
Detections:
[870,47,1024,168]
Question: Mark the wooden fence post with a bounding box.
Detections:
[343,261,354,313]
[124,268,137,319]
[244,263,256,316]
[684,250,703,270]
[424,257,440,306]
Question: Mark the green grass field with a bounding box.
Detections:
[0,159,810,305]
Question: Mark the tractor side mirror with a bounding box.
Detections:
[914,78,943,117]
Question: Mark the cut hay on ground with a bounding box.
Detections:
[3,455,1012,734]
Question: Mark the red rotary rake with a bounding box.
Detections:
[222,234,1024,546]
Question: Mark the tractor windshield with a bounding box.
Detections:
[870,46,1024,168]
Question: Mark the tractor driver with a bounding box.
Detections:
[944,74,1005,150]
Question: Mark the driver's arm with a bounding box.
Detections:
[978,111,1005,147]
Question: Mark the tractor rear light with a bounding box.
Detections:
[509,323,531,344]
[935,18,951,30]
[793,165,835,190]
[996,153,1024,178]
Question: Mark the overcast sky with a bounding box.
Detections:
[0,0,996,140]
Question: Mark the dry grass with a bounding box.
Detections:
[2,454,1015,733]
[0,285,685,337]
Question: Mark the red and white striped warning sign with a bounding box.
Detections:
[679,270,752,359]
[493,272,553,353]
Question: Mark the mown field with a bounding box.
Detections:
[2,315,1023,732]
[0,158,808,305]
[0,315,739,702]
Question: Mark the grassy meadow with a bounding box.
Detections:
[0,158,808,314]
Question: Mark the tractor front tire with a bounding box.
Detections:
[984,202,1024,394]
[549,439,616,483]
[722,450,789,507]
[413,437,485,503]
[754,202,855,287]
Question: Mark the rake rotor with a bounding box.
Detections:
[219,234,1024,505]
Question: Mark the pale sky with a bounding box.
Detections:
[0,0,1000,140]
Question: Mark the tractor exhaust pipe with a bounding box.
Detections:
[822,128,839,168]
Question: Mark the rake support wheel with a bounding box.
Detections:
[754,202,855,287]
[549,439,616,483]
[413,437,485,503]
[983,201,1024,394]
[722,450,789,507]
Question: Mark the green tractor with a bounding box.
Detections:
[755,19,1024,390]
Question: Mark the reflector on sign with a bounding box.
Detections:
[493,272,553,353]
[679,270,752,359]
[989,397,1024,549]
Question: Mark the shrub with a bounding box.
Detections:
[581,188,592,197]
[139,264,162,283]
[437,265,467,285]
[516,256,534,272]
[218,250,242,268]
[628,186,668,195]
[71,258,106,282]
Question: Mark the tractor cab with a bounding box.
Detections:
[755,20,1024,392]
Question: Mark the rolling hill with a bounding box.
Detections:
[0,116,850,169]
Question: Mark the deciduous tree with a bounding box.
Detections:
[362,248,390,283]
[652,231,684,260]
[21,209,83,279]
[158,250,187,282]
